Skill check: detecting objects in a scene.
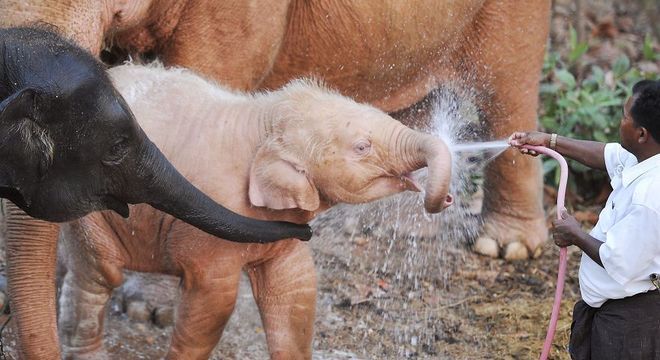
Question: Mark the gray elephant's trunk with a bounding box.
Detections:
[398,127,453,213]
[127,140,312,242]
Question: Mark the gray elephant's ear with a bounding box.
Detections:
[0,88,38,123]
[248,140,320,212]
[0,88,54,179]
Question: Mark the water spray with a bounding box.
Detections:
[453,141,569,358]
[521,145,569,360]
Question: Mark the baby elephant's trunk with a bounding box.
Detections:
[398,128,453,213]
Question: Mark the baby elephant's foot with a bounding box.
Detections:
[473,211,547,260]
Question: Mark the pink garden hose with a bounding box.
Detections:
[522,145,569,360]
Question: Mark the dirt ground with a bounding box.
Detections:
[0,0,656,359]
[0,194,584,360]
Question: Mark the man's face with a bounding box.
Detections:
[619,96,638,152]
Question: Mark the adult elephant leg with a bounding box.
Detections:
[5,202,61,359]
[247,241,317,360]
[465,0,551,260]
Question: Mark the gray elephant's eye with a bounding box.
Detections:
[102,137,129,165]
[353,140,371,156]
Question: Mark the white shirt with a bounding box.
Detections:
[579,143,660,308]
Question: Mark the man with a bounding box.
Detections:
[509,79,660,360]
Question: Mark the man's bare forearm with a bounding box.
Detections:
[554,135,606,170]
[573,232,604,267]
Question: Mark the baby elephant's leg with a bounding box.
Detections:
[59,271,116,360]
[58,217,125,359]
[247,242,317,360]
[166,239,244,360]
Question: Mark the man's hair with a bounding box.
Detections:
[631,80,660,143]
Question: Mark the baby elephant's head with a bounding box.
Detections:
[0,27,154,221]
[249,80,453,213]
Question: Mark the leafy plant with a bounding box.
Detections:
[538,31,660,200]
[643,33,660,61]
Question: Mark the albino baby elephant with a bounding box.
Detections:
[59,64,453,359]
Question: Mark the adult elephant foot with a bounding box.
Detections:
[474,211,547,260]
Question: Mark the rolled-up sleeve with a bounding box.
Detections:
[600,204,660,285]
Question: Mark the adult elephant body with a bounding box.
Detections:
[193,0,550,259]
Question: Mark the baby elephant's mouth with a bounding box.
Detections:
[399,172,422,192]
[398,172,455,211]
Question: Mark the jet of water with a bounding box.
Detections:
[451,140,509,153]
[450,140,510,166]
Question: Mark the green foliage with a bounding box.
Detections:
[643,33,659,61]
[539,31,660,199]
[568,27,589,63]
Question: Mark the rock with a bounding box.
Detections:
[125,300,151,323]
[154,306,175,328]
[134,323,147,333]
[145,336,155,345]
[109,296,123,315]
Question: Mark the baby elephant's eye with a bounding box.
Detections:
[353,140,371,156]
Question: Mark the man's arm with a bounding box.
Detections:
[554,135,607,171]
[570,230,604,267]
[553,210,604,266]
[509,131,606,170]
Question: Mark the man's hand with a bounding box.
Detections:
[508,131,552,156]
[551,209,583,247]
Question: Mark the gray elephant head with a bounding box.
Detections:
[0,26,311,242]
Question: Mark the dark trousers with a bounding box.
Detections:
[570,291,660,360]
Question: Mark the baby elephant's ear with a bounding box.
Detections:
[249,140,320,212]
[0,88,38,123]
